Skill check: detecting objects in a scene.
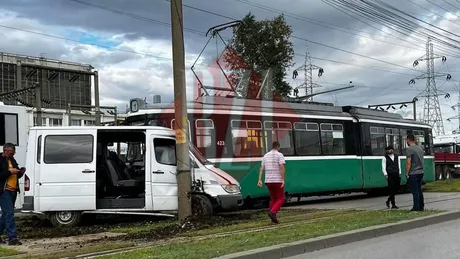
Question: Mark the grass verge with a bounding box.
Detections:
[423,179,460,192]
[99,210,438,259]
[0,247,22,257]
[110,209,329,240]
[22,242,135,259]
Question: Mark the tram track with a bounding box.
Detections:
[4,209,364,259]
[58,209,371,259]
[9,192,454,259]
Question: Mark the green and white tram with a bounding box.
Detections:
[125,97,435,205]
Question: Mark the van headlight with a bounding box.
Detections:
[221,184,240,194]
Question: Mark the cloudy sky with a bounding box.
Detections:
[1,0,460,134]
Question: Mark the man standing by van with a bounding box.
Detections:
[382,146,400,209]
[406,135,425,211]
[0,143,24,245]
[258,141,285,224]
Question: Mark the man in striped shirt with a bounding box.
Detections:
[258,141,286,224]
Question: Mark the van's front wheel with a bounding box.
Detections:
[192,194,213,218]
[49,211,81,228]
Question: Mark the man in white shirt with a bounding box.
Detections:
[382,146,401,209]
[258,141,286,224]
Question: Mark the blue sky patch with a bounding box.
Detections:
[63,30,120,49]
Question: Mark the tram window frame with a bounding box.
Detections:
[320,123,345,155]
[264,121,294,156]
[428,130,434,155]
[0,113,19,146]
[385,128,401,155]
[400,129,409,155]
[370,126,386,155]
[230,119,264,157]
[195,119,215,148]
[171,119,192,141]
[195,119,216,158]
[413,130,425,147]
[294,122,321,155]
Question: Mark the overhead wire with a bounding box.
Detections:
[424,0,460,23]
[439,0,460,13]
[322,0,460,58]
[238,0,460,59]
[405,0,460,28]
[323,0,460,54]
[235,0,427,52]
[67,0,426,75]
[29,0,460,105]
[68,0,206,36]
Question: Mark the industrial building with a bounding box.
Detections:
[0,52,125,126]
[0,52,94,109]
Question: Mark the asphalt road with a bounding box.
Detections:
[288,192,460,211]
[287,219,460,259]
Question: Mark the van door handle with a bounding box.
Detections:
[82,170,95,173]
[152,170,164,174]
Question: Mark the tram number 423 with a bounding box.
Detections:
[217,141,225,146]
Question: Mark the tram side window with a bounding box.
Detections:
[370,126,386,155]
[0,113,19,146]
[148,119,167,127]
[195,119,214,148]
[428,130,434,155]
[320,123,345,155]
[195,119,216,158]
[231,120,264,157]
[386,128,401,155]
[401,129,409,155]
[264,121,294,155]
[413,130,425,147]
[294,122,321,155]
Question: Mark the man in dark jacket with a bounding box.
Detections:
[382,146,401,209]
[0,143,24,245]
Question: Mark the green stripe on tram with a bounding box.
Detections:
[214,157,435,200]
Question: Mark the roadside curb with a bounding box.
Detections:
[214,210,460,259]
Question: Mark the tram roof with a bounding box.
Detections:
[128,97,431,128]
[343,106,431,128]
[131,96,352,118]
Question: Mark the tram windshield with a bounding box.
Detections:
[434,144,454,153]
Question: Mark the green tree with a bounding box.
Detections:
[223,13,294,100]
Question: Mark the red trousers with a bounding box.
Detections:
[266,183,285,214]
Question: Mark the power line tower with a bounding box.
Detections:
[292,43,324,101]
[409,37,451,135]
[446,88,460,133]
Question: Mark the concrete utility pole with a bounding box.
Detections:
[35,84,42,126]
[171,0,192,221]
[94,71,101,126]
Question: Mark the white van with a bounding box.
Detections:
[22,126,243,227]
